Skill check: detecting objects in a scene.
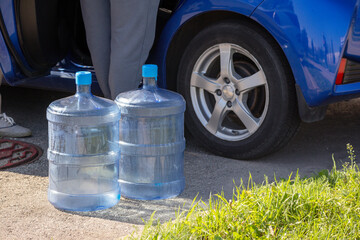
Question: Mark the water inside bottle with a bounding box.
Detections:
[115,65,186,200]
[47,71,121,211]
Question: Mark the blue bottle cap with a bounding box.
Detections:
[75,71,92,85]
[142,64,158,78]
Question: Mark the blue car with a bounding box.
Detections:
[1,0,360,159]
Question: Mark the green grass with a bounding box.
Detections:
[129,144,360,239]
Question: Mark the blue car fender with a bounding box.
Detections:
[251,0,358,106]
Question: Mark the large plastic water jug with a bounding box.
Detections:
[47,71,121,211]
[115,64,186,200]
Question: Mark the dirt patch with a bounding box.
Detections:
[0,171,141,240]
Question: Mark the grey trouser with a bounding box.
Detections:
[80,0,160,99]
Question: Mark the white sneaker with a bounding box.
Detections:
[0,113,32,137]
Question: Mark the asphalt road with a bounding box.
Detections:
[2,85,360,225]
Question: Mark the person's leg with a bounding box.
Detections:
[80,0,112,98]
[109,0,160,99]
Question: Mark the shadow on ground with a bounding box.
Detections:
[2,86,359,224]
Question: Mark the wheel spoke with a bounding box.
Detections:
[232,99,259,134]
[234,70,266,93]
[206,98,227,134]
[219,44,233,78]
[191,72,221,94]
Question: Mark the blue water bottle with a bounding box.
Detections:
[115,64,186,200]
[47,71,121,211]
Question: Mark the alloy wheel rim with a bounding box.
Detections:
[190,43,269,141]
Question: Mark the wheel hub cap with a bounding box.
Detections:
[222,85,234,101]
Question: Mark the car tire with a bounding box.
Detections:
[177,20,300,159]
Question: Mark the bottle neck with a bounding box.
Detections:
[76,84,92,95]
[142,77,157,90]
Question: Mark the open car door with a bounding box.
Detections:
[0,0,72,85]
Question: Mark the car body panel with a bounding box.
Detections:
[0,27,14,80]
[0,0,24,82]
[251,0,358,106]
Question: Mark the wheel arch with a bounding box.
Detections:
[165,10,296,98]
